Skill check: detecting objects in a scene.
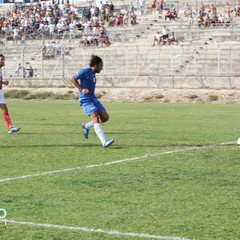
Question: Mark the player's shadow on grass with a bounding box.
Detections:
[0,143,101,148]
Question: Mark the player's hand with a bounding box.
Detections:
[81,88,89,94]
[3,80,9,85]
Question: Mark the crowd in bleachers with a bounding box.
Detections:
[1,0,240,50]
[151,1,240,46]
[0,0,140,49]
[183,2,240,28]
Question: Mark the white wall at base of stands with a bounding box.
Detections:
[3,44,240,89]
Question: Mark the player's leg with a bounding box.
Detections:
[0,104,20,134]
[81,121,93,139]
[90,111,114,148]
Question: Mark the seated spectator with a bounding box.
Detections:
[93,34,99,46]
[165,9,173,20]
[100,34,111,46]
[211,14,218,27]
[123,8,130,26]
[87,34,94,46]
[168,32,177,45]
[218,14,225,25]
[161,25,170,43]
[152,31,162,45]
[172,8,178,19]
[235,3,240,17]
[197,14,204,27]
[43,41,55,58]
[115,14,123,26]
[28,66,34,78]
[79,34,88,47]
[108,15,117,26]
[204,14,212,27]
[130,12,137,25]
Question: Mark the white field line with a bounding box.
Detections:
[0,141,235,184]
[2,219,191,240]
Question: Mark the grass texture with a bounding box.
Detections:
[0,100,239,240]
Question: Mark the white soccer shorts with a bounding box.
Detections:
[0,89,6,104]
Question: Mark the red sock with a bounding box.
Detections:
[2,112,12,130]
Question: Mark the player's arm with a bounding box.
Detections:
[2,80,9,85]
[70,76,89,94]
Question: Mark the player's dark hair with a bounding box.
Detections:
[0,54,4,58]
[89,55,102,67]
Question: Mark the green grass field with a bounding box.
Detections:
[0,100,239,240]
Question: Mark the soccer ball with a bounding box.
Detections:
[237,138,240,145]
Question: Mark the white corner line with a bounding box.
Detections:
[2,219,192,240]
[0,141,235,183]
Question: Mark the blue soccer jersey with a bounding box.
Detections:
[74,67,105,116]
[74,68,96,100]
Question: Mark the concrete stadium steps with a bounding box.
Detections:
[5,43,240,86]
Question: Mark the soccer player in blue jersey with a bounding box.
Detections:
[71,55,114,148]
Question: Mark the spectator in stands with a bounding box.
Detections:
[15,63,21,77]
[168,32,177,45]
[218,14,225,25]
[12,27,20,44]
[115,13,124,26]
[109,1,115,16]
[151,0,157,14]
[79,34,88,47]
[211,14,218,27]
[158,0,164,14]
[129,2,135,15]
[235,2,240,16]
[224,2,231,18]
[130,12,137,25]
[197,14,204,27]
[99,5,106,22]
[185,8,193,28]
[208,3,217,17]
[48,21,56,39]
[183,3,191,17]
[100,34,111,46]
[44,41,55,58]
[199,4,206,16]
[104,2,111,22]
[108,14,117,26]
[69,20,76,39]
[204,14,212,28]
[172,8,178,19]
[123,8,130,26]
[161,25,169,43]
[90,5,96,18]
[28,66,34,78]
[165,9,173,20]
[139,0,145,15]
[152,31,162,45]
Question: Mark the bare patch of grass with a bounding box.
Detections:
[209,95,219,101]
